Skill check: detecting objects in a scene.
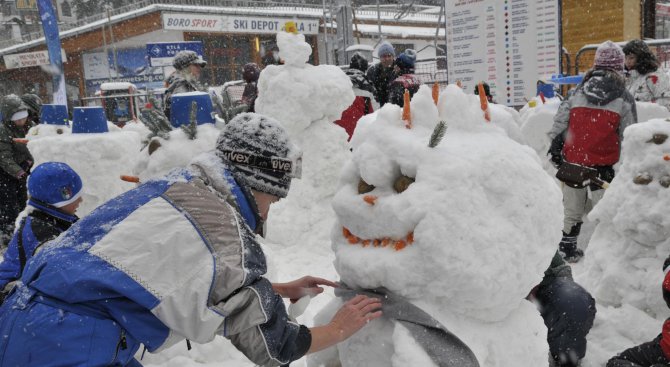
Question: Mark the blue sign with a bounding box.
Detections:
[84,48,165,95]
[146,41,204,67]
[36,0,66,105]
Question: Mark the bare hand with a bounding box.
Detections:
[272,276,339,302]
[328,295,383,342]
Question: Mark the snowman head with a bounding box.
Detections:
[332,85,561,322]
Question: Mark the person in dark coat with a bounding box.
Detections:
[335,53,377,140]
[0,94,34,247]
[20,93,42,125]
[606,254,670,367]
[473,82,495,103]
[0,162,82,303]
[387,49,421,107]
[366,42,397,107]
[163,50,208,119]
[241,62,261,113]
[529,252,596,367]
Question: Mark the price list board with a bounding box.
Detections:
[445,0,560,106]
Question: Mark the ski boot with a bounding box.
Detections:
[559,223,583,263]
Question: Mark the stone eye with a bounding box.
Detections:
[358,179,375,194]
[394,175,415,193]
[647,133,668,145]
[633,173,653,185]
[660,175,670,188]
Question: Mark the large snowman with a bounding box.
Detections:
[309,85,562,367]
[579,118,670,318]
[256,31,354,287]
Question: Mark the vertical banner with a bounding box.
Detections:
[445,0,560,106]
[36,0,67,106]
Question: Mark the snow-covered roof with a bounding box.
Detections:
[345,44,374,52]
[0,3,443,57]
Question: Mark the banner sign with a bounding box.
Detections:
[37,0,67,106]
[16,0,37,10]
[146,41,204,67]
[82,48,164,94]
[163,13,320,35]
[3,49,67,69]
[445,0,560,106]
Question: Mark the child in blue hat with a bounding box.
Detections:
[0,162,82,302]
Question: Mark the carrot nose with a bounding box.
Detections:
[120,175,140,183]
[664,155,670,161]
[363,195,377,205]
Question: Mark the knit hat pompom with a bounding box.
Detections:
[594,40,625,72]
[216,113,299,198]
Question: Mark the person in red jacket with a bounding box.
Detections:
[606,255,670,366]
[547,40,637,263]
[334,53,377,140]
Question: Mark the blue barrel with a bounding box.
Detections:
[72,106,109,133]
[40,104,69,125]
[169,92,215,127]
[537,83,555,98]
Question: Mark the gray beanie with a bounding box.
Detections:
[216,113,298,198]
[1,94,28,123]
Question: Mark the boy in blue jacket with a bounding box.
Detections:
[0,161,82,302]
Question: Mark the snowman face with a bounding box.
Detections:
[331,86,561,322]
[609,123,670,245]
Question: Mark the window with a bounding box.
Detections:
[61,0,72,18]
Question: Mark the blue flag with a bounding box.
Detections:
[36,0,66,106]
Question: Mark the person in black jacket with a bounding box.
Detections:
[366,42,397,107]
[0,95,34,247]
[606,254,670,367]
[0,162,82,303]
[528,252,596,367]
[387,49,421,107]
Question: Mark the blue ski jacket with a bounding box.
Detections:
[0,154,311,366]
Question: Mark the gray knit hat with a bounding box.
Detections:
[173,50,207,71]
[1,94,28,123]
[216,113,300,198]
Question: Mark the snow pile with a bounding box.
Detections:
[579,119,670,318]
[488,103,525,144]
[519,96,563,173]
[27,130,142,215]
[255,32,354,137]
[132,124,221,182]
[636,101,670,123]
[311,84,562,366]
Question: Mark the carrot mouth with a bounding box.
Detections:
[342,227,414,251]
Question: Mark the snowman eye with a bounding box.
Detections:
[633,173,653,185]
[394,175,415,193]
[660,175,670,188]
[358,179,375,194]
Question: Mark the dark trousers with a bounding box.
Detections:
[0,171,27,247]
[607,335,670,367]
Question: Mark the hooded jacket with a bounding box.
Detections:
[549,69,637,166]
[0,154,311,367]
[626,69,670,110]
[0,199,78,296]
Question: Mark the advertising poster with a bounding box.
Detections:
[83,48,165,94]
[445,0,560,106]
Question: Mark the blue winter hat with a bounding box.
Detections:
[28,162,83,208]
[396,49,417,70]
[377,42,395,58]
